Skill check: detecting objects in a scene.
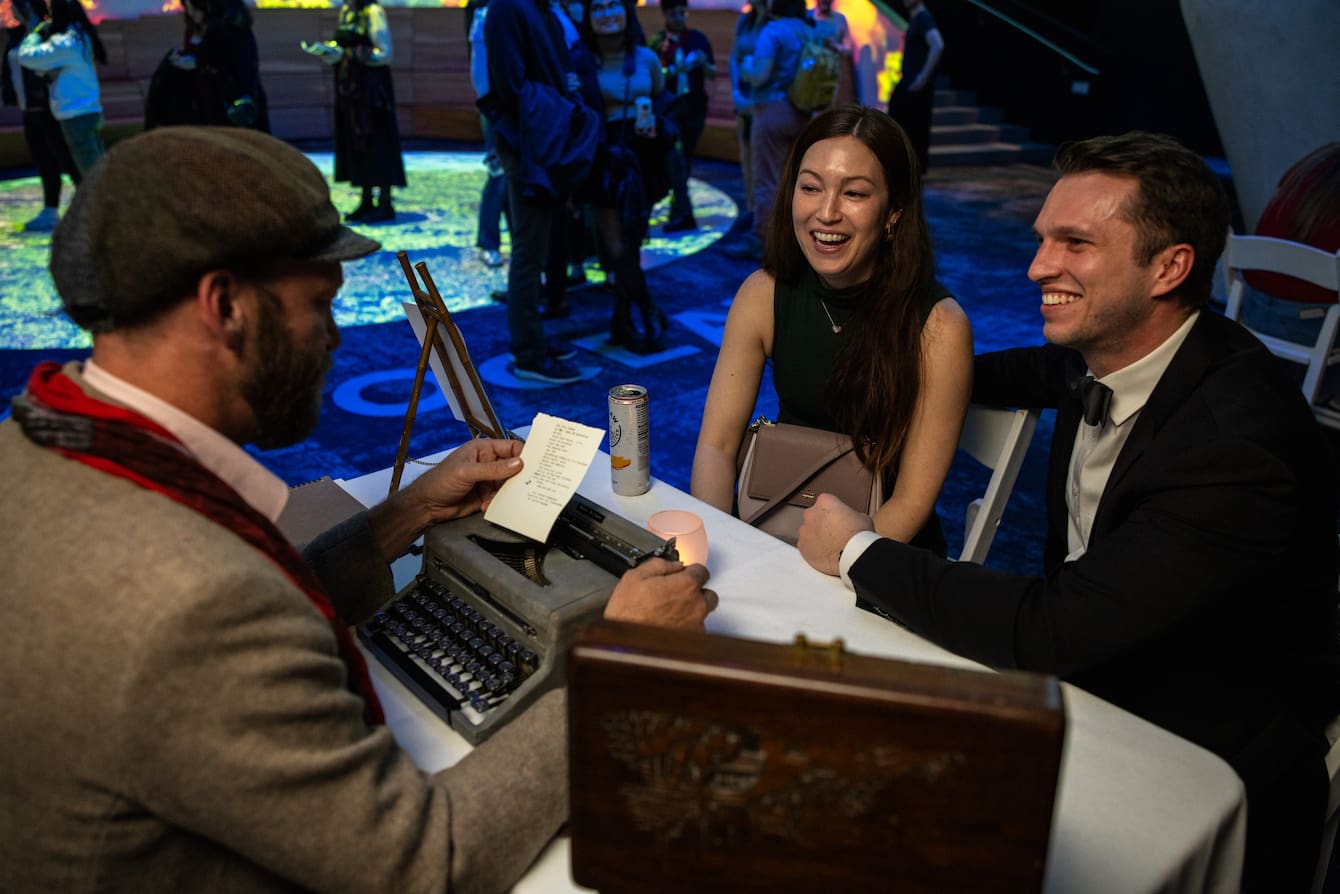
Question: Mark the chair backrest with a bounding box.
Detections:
[955,405,1040,565]
[1223,233,1340,320]
[1221,232,1340,408]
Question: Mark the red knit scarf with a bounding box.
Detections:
[14,361,384,725]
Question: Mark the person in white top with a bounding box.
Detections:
[16,0,105,175]
[4,0,77,231]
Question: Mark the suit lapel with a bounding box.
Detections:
[1045,352,1089,568]
[1092,313,1219,532]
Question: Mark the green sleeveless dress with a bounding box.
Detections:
[771,268,952,555]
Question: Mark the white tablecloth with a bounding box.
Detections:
[338,452,1246,894]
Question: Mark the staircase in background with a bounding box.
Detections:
[931,87,1054,167]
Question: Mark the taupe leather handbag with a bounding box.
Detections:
[735,418,884,545]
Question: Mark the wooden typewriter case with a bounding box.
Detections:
[568,622,1066,893]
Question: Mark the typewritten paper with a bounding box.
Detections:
[484,413,604,542]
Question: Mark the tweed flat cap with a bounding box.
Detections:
[51,126,381,331]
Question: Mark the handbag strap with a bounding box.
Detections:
[741,439,855,525]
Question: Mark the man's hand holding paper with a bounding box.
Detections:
[484,413,605,543]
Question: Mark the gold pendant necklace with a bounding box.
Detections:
[819,297,842,334]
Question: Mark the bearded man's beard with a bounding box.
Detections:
[242,295,332,450]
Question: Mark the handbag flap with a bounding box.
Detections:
[744,424,873,513]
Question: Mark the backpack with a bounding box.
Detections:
[787,37,841,112]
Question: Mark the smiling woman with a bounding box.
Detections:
[690,104,974,552]
[791,134,899,291]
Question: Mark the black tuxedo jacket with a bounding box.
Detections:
[850,311,1340,795]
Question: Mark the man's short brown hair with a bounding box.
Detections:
[1054,132,1229,309]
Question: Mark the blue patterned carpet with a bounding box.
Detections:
[0,149,1059,575]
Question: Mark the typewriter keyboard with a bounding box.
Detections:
[360,577,539,726]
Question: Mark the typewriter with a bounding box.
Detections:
[355,252,677,744]
[357,497,677,744]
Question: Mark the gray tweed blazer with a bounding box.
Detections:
[0,365,567,893]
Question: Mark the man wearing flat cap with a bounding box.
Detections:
[0,126,716,892]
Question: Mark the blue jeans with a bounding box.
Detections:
[498,145,554,367]
[476,116,509,252]
[1240,286,1339,398]
[59,112,104,176]
[1241,286,1328,344]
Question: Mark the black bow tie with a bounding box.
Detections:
[1073,375,1113,427]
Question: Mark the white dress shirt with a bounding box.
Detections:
[1063,311,1198,559]
[82,360,290,524]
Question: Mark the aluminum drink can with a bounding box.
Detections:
[608,384,650,496]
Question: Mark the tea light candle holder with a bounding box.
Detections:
[647,509,708,567]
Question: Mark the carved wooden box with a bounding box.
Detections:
[568,622,1066,893]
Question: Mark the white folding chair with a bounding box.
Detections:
[1221,232,1340,428]
[955,405,1040,565]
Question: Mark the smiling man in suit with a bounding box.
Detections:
[798,131,1340,889]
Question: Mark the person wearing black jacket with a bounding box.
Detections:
[146,0,269,133]
[480,0,599,383]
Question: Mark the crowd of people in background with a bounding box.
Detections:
[1,0,949,382]
[0,0,954,391]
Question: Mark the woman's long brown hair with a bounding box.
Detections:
[763,104,934,474]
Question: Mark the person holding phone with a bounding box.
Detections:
[571,0,676,354]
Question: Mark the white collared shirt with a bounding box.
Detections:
[82,360,290,524]
[1063,311,1199,560]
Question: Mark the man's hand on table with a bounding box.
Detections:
[604,559,718,630]
[798,493,874,577]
